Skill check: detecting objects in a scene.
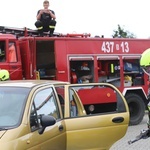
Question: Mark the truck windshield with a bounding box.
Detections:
[0,87,30,128]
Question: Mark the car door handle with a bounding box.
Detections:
[59,125,64,131]
[112,117,124,123]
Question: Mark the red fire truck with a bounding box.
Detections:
[0,26,149,125]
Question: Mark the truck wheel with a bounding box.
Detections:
[125,93,145,125]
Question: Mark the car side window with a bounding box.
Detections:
[30,87,60,131]
[55,86,65,117]
[69,89,78,117]
[71,85,127,116]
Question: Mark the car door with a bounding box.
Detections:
[27,86,66,150]
[64,83,129,150]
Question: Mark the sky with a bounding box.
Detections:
[1,0,150,38]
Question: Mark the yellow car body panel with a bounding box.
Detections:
[65,113,129,150]
[0,80,129,150]
[64,83,129,150]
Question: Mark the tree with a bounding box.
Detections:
[112,24,136,38]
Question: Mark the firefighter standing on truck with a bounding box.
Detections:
[35,0,56,37]
[140,48,150,128]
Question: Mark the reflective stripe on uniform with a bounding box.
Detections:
[37,27,43,30]
[49,25,55,29]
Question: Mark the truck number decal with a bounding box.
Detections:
[120,42,129,53]
[101,41,130,53]
[101,42,114,53]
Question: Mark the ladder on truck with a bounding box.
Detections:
[0,26,57,37]
[0,26,91,38]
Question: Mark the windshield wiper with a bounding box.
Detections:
[0,127,8,131]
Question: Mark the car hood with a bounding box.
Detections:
[0,130,7,139]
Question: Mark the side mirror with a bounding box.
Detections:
[38,115,56,134]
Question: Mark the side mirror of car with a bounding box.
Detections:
[38,115,56,134]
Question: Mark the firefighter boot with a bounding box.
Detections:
[49,29,54,37]
[38,29,44,37]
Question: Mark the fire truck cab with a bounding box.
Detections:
[0,26,149,125]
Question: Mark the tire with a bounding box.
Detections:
[125,93,145,125]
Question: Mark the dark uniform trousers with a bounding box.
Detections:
[35,20,56,36]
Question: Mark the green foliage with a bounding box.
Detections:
[112,25,136,38]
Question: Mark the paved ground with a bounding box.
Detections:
[110,113,150,150]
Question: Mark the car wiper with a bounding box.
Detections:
[0,127,7,131]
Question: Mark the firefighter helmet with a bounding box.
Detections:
[140,48,150,76]
[0,69,10,81]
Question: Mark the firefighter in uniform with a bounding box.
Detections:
[35,0,56,37]
[140,48,150,128]
[0,69,10,81]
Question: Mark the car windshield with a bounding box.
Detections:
[0,87,30,128]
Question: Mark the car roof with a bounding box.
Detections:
[0,80,69,88]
